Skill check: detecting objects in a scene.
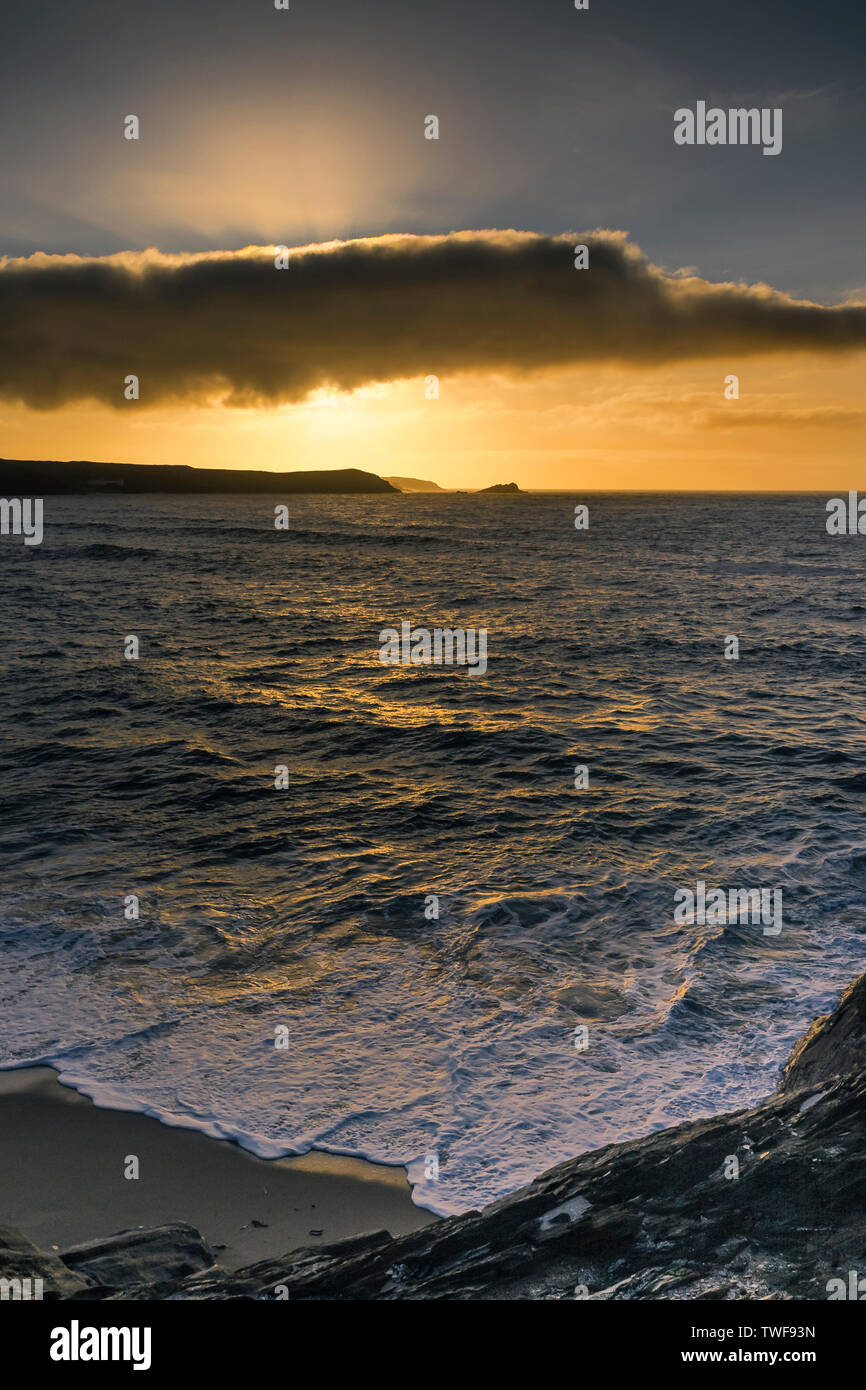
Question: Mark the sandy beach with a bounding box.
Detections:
[0,1067,436,1272]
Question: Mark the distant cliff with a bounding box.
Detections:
[384,476,445,492]
[0,459,397,495]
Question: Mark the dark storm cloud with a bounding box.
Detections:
[1,231,865,410]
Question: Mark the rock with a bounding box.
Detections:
[0,1226,91,1299]
[780,975,866,1092]
[59,1223,216,1290]
[108,1231,397,1301]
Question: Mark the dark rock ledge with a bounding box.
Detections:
[5,975,866,1301]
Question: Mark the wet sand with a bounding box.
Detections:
[0,1067,437,1271]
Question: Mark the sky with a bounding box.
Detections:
[1,0,864,488]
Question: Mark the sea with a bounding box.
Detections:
[1,489,865,1215]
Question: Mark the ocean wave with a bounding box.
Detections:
[2,490,865,1213]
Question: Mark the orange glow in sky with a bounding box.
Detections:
[4,352,864,491]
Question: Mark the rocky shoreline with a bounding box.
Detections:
[5,974,864,1301]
